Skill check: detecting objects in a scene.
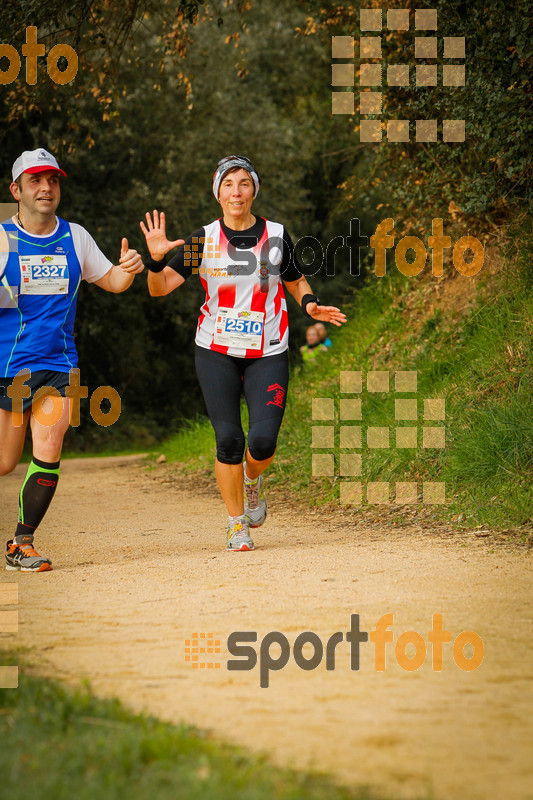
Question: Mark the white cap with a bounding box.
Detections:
[12,148,67,182]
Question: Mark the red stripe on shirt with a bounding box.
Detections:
[245,283,268,358]
[279,307,288,343]
[257,218,268,247]
[218,219,229,257]
[273,281,284,317]
[212,284,236,354]
[244,221,273,357]
[197,275,210,334]
[278,283,289,343]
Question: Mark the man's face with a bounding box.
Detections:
[10,170,61,218]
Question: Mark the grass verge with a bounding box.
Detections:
[0,651,417,800]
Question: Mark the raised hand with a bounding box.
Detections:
[139,210,184,260]
[306,303,347,327]
[118,237,144,274]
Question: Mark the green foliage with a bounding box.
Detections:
[2,0,340,450]
[157,416,215,467]
[310,0,532,221]
[1,0,530,462]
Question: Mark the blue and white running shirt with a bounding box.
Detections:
[0,216,112,376]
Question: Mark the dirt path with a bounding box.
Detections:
[1,455,532,800]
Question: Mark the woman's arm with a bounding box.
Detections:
[283,275,347,326]
[148,266,186,297]
[280,229,346,326]
[140,210,185,296]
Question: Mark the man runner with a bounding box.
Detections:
[0,148,144,572]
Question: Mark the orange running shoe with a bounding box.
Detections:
[5,540,52,572]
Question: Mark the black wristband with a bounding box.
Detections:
[146,255,167,273]
[301,293,320,317]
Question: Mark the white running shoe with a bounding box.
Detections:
[244,474,267,528]
[226,520,255,551]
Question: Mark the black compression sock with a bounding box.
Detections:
[13,457,60,544]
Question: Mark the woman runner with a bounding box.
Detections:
[141,155,346,551]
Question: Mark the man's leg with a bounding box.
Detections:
[6,396,70,572]
[0,407,30,477]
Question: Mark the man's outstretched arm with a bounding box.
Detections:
[94,237,144,293]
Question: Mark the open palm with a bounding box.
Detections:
[307,303,347,327]
[140,210,184,259]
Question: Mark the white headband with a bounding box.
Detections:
[212,156,260,199]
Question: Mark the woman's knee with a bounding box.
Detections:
[216,424,245,465]
[247,432,277,462]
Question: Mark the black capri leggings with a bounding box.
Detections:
[194,345,289,465]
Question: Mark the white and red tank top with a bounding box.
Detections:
[195,218,289,358]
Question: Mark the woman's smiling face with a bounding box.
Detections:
[218,168,255,222]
